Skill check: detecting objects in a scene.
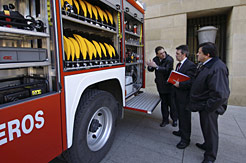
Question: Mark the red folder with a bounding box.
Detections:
[167,70,190,85]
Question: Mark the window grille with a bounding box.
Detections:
[187,15,227,64]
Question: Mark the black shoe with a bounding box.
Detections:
[160,121,169,127]
[201,159,214,163]
[196,143,206,151]
[172,121,177,127]
[176,141,189,149]
[172,131,181,137]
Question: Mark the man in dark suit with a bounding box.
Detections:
[147,46,177,127]
[188,42,230,163]
[172,45,196,149]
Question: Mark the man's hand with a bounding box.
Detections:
[146,59,157,68]
[173,80,179,88]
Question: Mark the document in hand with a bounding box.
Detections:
[167,70,190,85]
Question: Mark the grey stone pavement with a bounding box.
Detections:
[100,105,246,163]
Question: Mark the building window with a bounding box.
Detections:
[187,15,227,64]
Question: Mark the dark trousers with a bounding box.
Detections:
[175,101,191,143]
[159,93,177,123]
[199,110,219,162]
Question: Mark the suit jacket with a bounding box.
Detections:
[147,54,174,94]
[173,59,196,105]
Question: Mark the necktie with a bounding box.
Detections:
[195,63,204,77]
[197,62,203,70]
[176,63,181,71]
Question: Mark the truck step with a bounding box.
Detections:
[125,92,161,114]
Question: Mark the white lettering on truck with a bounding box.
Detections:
[35,110,45,129]
[0,110,44,146]
[0,123,7,145]
[8,119,21,142]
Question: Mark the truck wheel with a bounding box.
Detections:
[65,89,118,163]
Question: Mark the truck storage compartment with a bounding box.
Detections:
[0,0,58,106]
[0,76,48,104]
[124,0,144,99]
[61,0,122,71]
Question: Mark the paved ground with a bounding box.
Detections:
[100,105,246,163]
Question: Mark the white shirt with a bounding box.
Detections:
[178,57,187,69]
[203,58,212,65]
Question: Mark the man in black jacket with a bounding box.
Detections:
[147,46,177,127]
[172,45,196,149]
[188,42,230,163]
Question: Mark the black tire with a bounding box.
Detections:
[65,89,118,163]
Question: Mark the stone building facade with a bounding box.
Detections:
[143,0,246,106]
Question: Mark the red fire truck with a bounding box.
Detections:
[0,0,160,162]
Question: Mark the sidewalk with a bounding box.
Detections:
[101,105,246,163]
